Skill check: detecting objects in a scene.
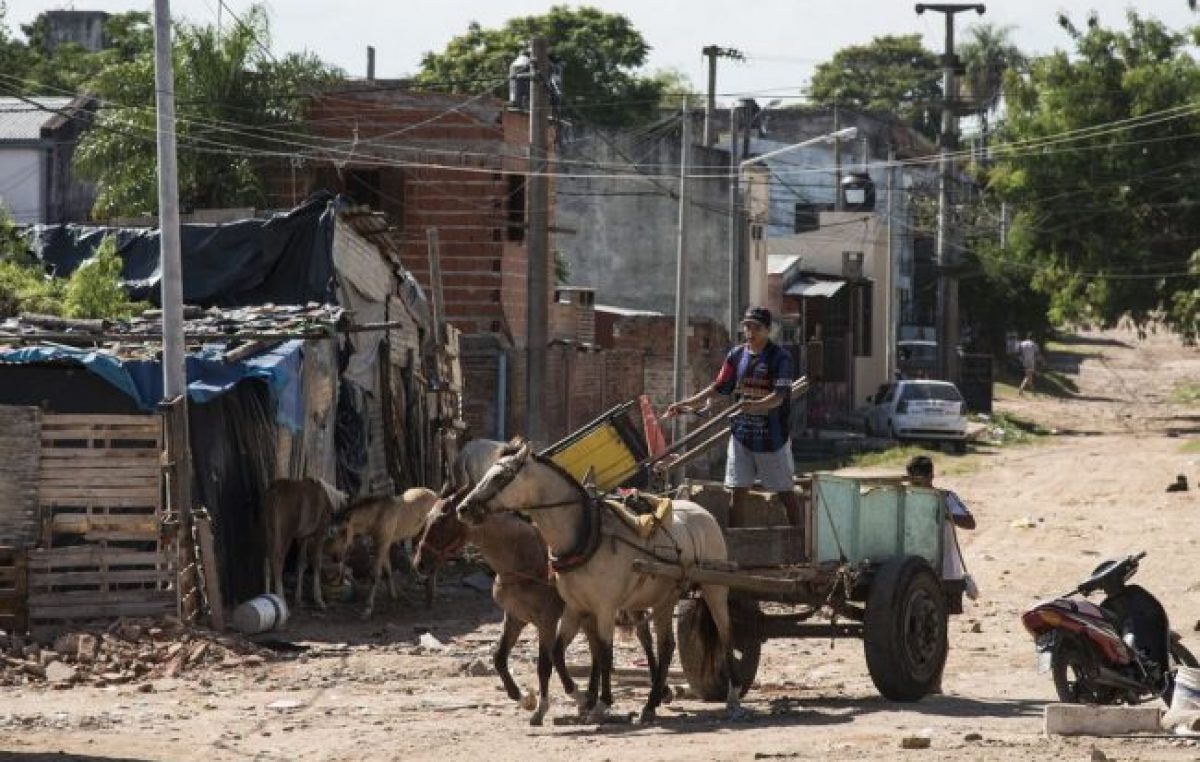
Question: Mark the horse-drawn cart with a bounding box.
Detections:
[649,474,959,703]
[541,385,962,704]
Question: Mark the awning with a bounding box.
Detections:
[785,278,846,298]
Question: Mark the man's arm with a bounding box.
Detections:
[665,382,720,417]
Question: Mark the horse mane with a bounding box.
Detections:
[530,451,592,504]
[498,436,527,457]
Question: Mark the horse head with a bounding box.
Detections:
[414,487,471,575]
[457,440,533,525]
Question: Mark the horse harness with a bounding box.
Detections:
[472,451,690,578]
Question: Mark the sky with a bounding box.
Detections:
[5,1,1196,103]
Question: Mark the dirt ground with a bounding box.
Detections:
[4,327,1200,762]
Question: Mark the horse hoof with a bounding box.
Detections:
[661,685,674,705]
[586,701,609,725]
[359,609,373,620]
[638,708,656,725]
[727,704,747,722]
[570,690,592,716]
[528,710,545,727]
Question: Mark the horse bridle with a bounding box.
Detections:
[461,454,581,515]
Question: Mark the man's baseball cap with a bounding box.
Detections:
[741,306,772,328]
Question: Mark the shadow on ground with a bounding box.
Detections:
[551,692,1045,737]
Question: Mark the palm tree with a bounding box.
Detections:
[958,24,1027,156]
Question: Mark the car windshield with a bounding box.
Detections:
[899,383,963,402]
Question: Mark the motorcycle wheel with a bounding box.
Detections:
[1052,639,1118,704]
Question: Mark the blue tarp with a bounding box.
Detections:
[0,340,306,432]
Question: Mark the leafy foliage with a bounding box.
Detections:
[807,34,942,137]
[987,11,1200,339]
[417,6,666,127]
[63,236,147,319]
[73,5,339,218]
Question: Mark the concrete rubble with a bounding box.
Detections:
[0,617,273,688]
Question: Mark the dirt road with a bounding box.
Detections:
[3,328,1199,762]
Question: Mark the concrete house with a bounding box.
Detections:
[0,96,97,224]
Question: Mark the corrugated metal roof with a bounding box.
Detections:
[595,304,666,318]
[0,97,73,141]
[768,254,801,275]
[785,278,846,298]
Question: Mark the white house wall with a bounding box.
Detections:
[0,148,44,224]
[768,211,891,404]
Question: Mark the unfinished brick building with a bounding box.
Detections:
[261,82,608,443]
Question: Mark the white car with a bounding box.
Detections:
[863,379,968,452]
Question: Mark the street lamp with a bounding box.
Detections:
[729,126,859,336]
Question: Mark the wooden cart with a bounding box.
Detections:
[647,474,960,702]
[544,382,960,702]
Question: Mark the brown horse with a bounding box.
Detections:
[329,487,440,618]
[459,442,742,724]
[262,477,348,610]
[415,490,662,725]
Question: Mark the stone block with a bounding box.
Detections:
[1044,703,1162,736]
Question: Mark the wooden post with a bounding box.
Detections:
[193,509,225,630]
[162,397,197,622]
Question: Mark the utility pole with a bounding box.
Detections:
[526,36,550,445]
[701,45,743,147]
[672,103,693,441]
[832,101,843,211]
[886,147,896,379]
[727,103,741,339]
[916,3,985,383]
[153,0,194,620]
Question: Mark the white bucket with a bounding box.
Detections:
[1164,665,1200,733]
[232,593,290,634]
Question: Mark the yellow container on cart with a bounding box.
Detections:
[541,401,648,492]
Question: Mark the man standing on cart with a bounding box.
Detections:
[666,306,802,526]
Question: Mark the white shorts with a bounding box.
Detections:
[724,437,795,493]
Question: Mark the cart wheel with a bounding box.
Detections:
[863,555,948,701]
[676,596,762,701]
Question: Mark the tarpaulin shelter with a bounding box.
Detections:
[0,195,462,629]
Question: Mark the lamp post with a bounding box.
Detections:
[731,126,859,334]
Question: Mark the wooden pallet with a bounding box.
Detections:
[29,414,171,627]
[26,546,173,621]
[0,546,28,634]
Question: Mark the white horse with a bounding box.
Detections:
[458,441,743,724]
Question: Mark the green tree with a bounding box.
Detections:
[988,10,1200,338]
[74,5,338,218]
[646,67,700,110]
[958,23,1027,147]
[63,236,146,319]
[417,6,666,127]
[807,34,942,137]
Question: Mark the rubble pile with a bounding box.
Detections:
[0,617,273,688]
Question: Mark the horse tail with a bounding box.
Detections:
[317,477,349,517]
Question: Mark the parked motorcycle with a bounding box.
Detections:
[1021,551,1198,705]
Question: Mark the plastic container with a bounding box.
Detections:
[231,593,290,634]
[1164,666,1200,733]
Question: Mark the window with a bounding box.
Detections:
[344,169,381,209]
[506,175,526,242]
[793,203,819,233]
[899,382,963,402]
